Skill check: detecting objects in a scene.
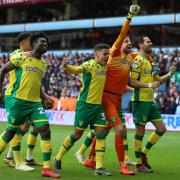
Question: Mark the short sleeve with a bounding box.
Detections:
[130,57,142,79]
[81,61,93,73]
[10,51,25,67]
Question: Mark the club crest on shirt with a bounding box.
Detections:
[132,62,139,69]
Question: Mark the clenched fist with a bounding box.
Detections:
[129,5,140,15]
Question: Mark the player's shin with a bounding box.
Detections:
[26,130,38,160]
[0,130,16,154]
[78,130,95,155]
[115,135,125,167]
[142,130,165,155]
[95,131,106,169]
[56,134,76,161]
[134,134,143,165]
[41,139,52,168]
[10,133,22,165]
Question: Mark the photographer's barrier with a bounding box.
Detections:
[0,108,179,131]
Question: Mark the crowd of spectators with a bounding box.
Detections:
[0,48,179,114]
[1,0,179,25]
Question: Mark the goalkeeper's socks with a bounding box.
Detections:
[56,134,76,161]
[88,137,96,160]
[95,139,105,169]
[142,131,165,155]
[115,135,125,167]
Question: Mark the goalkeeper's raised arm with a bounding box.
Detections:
[112,5,140,51]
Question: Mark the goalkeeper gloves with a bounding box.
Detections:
[127,5,140,20]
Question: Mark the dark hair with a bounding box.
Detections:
[17,32,31,43]
[135,35,148,49]
[29,32,48,47]
[94,43,110,52]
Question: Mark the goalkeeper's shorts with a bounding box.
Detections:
[102,92,122,128]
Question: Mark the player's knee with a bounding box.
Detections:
[5,129,17,142]
[96,131,106,140]
[157,126,166,134]
[74,130,83,140]
[30,126,39,136]
[38,125,51,140]
[20,123,30,132]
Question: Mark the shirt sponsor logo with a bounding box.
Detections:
[144,70,152,74]
[120,60,131,65]
[25,66,44,75]
[95,71,106,76]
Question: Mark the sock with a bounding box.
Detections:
[123,133,129,161]
[95,139,105,169]
[10,133,22,165]
[115,135,125,168]
[142,131,165,155]
[26,131,38,160]
[12,145,21,166]
[41,139,52,169]
[0,131,9,154]
[7,148,13,159]
[134,134,144,166]
[56,134,76,161]
[78,130,95,154]
[88,137,96,161]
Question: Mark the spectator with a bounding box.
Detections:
[0,48,179,113]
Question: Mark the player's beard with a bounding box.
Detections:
[144,46,152,54]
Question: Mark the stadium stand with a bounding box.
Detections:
[0,0,179,114]
[0,48,179,113]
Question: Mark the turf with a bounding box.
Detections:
[0,122,180,180]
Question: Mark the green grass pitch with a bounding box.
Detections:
[0,122,180,180]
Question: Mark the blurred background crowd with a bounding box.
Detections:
[0,0,179,114]
[0,48,179,114]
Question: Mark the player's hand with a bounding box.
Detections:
[129,5,140,15]
[152,81,160,88]
[168,65,176,75]
[43,97,54,109]
[62,57,69,67]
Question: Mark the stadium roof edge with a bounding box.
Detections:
[0,13,179,34]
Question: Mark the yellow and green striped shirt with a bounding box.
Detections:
[78,59,107,104]
[9,52,47,102]
[130,54,159,102]
[5,49,23,96]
